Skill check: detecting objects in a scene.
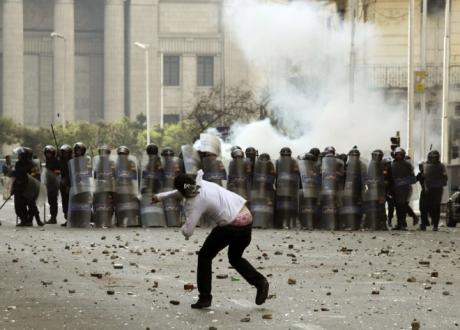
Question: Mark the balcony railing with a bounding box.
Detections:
[355,64,460,89]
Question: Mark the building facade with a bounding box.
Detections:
[0,0,251,127]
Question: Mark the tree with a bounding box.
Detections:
[0,117,19,151]
[188,86,261,133]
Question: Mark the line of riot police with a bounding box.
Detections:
[12,136,447,231]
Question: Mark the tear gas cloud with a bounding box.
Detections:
[224,0,411,160]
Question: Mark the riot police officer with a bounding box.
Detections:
[391,148,415,230]
[114,146,140,227]
[67,142,93,228]
[250,153,275,228]
[59,144,72,226]
[417,150,447,231]
[275,147,299,229]
[140,143,166,227]
[161,147,182,227]
[227,148,251,199]
[93,145,116,227]
[43,145,61,224]
[12,147,43,226]
[363,150,387,230]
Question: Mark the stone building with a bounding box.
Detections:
[0,0,251,127]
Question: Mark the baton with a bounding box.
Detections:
[50,124,59,151]
[0,195,12,211]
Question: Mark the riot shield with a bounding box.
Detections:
[250,159,275,228]
[274,157,299,228]
[340,156,366,230]
[115,155,140,227]
[363,160,387,230]
[141,155,163,194]
[227,158,251,199]
[41,168,61,198]
[320,155,341,230]
[140,155,166,227]
[68,156,93,228]
[93,155,116,228]
[181,145,201,176]
[161,156,182,227]
[202,156,227,186]
[22,174,41,203]
[298,158,321,230]
[391,160,415,204]
[199,133,221,155]
[423,163,447,189]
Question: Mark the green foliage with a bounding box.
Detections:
[2,116,197,160]
[0,117,19,148]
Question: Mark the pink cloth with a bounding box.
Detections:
[231,208,253,227]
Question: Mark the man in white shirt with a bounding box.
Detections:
[154,170,269,309]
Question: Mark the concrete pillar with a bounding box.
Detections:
[128,0,159,124]
[182,54,196,112]
[2,0,24,124]
[53,0,75,124]
[104,0,125,121]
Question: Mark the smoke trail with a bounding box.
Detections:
[224,0,408,159]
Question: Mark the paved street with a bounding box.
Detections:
[0,200,459,330]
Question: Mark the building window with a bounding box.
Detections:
[163,55,180,86]
[197,56,214,87]
[163,114,180,124]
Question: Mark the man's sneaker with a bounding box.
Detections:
[413,216,419,226]
[191,298,212,309]
[255,280,269,305]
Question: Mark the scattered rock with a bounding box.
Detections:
[107,290,115,295]
[431,271,439,278]
[169,300,180,305]
[262,314,272,320]
[419,260,430,266]
[216,274,228,279]
[288,278,296,285]
[41,280,52,286]
[411,319,420,330]
[240,317,250,322]
[407,276,417,283]
[68,289,76,294]
[113,263,123,269]
[443,291,450,296]
[371,290,380,295]
[184,283,194,291]
[90,272,103,279]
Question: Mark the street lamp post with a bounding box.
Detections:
[50,32,66,129]
[134,42,151,145]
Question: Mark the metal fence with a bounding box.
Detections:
[356,64,460,89]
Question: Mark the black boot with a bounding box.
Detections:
[191,296,212,309]
[45,217,57,224]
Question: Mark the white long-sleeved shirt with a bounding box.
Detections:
[156,170,246,237]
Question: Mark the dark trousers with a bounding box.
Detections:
[420,188,442,228]
[47,188,59,218]
[60,184,69,220]
[197,224,266,300]
[14,193,39,224]
[395,202,408,228]
[14,193,28,222]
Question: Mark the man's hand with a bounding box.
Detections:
[151,195,161,204]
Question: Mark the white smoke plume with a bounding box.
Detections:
[224,0,408,160]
